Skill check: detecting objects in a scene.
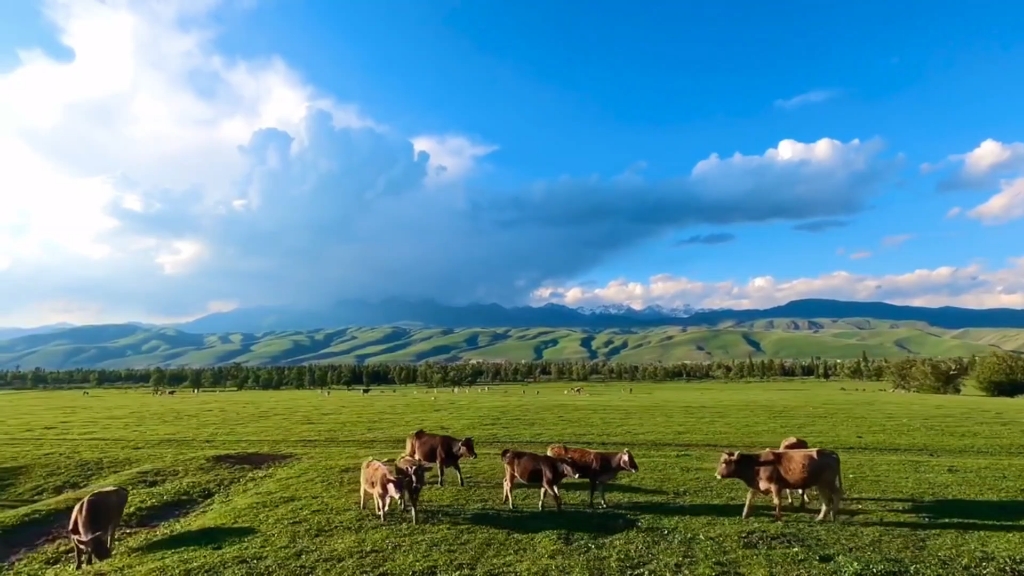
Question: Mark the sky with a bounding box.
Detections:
[1,0,1023,326]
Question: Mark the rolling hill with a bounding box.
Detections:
[1,320,1023,369]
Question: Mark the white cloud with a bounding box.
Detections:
[849,251,872,260]
[881,234,913,248]
[411,134,498,186]
[534,257,1024,311]
[773,89,840,110]
[967,177,1024,225]
[946,206,962,219]
[0,1,901,326]
[932,139,1024,191]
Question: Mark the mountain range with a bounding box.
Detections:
[0,298,1022,369]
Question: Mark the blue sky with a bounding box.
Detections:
[0,0,1022,325]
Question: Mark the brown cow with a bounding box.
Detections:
[715,448,843,521]
[68,486,129,570]
[359,458,404,522]
[778,436,810,507]
[403,429,477,487]
[546,444,638,508]
[394,456,432,524]
[501,449,579,511]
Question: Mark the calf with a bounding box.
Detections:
[68,486,129,570]
[777,436,810,507]
[403,429,477,487]
[546,444,638,508]
[359,458,404,522]
[715,448,843,521]
[394,456,432,524]
[501,449,579,511]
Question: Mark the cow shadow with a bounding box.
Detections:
[455,509,637,535]
[615,501,740,518]
[141,526,257,552]
[847,498,1024,531]
[557,482,668,497]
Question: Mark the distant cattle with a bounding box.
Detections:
[394,456,432,524]
[500,449,579,511]
[570,387,583,395]
[361,388,370,395]
[68,486,129,570]
[546,444,638,508]
[82,390,89,396]
[166,390,176,396]
[359,458,404,523]
[777,436,810,507]
[403,429,477,487]
[716,448,843,521]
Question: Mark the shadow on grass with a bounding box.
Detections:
[0,499,36,510]
[616,501,740,518]
[865,520,1024,533]
[142,526,257,552]
[902,499,1024,523]
[455,509,636,535]
[557,482,668,497]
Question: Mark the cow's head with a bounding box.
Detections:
[556,458,580,479]
[459,437,477,459]
[716,451,740,479]
[399,458,432,491]
[619,449,639,473]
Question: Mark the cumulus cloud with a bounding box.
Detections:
[967,177,1024,225]
[675,233,736,246]
[931,139,1024,191]
[773,89,841,110]
[0,1,901,326]
[534,257,1024,311]
[792,218,851,233]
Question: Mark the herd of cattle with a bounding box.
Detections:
[63,431,843,570]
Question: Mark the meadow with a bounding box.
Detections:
[3,382,1024,575]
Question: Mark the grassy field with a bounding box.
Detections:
[3,321,1024,369]
[3,382,1024,575]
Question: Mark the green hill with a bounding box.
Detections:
[0,320,1022,369]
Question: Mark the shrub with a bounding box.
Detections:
[973,352,1024,398]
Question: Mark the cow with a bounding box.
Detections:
[361,388,370,395]
[68,486,129,570]
[359,458,404,523]
[777,436,810,507]
[546,444,639,508]
[82,390,89,396]
[166,390,176,396]
[715,448,843,522]
[394,456,432,524]
[403,429,477,487]
[500,449,579,511]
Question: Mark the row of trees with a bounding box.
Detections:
[1,352,1022,396]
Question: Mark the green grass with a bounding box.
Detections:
[3,382,1024,575]
[3,322,1024,369]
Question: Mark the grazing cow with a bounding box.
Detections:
[359,459,404,522]
[68,486,129,570]
[166,390,176,396]
[82,390,89,396]
[394,456,432,524]
[777,436,810,507]
[546,444,639,508]
[715,448,843,521]
[403,429,477,487]
[361,388,370,395]
[501,449,579,511]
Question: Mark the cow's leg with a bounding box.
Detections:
[588,480,596,508]
[504,477,514,510]
[551,484,563,511]
[741,489,756,519]
[771,485,783,521]
[599,483,608,508]
[798,489,807,508]
[107,526,117,552]
[360,488,366,510]
[453,461,465,487]
[73,541,83,570]
[538,487,546,511]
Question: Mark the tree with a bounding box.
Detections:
[150,368,167,390]
[974,352,1024,397]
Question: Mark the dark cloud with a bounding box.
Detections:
[675,233,736,246]
[792,219,851,233]
[68,111,899,316]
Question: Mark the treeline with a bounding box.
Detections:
[2,352,1023,397]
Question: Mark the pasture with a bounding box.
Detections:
[2,382,1024,575]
